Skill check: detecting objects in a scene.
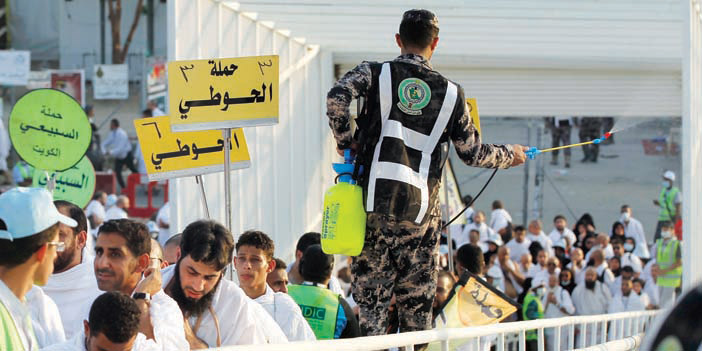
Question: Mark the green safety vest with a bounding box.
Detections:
[287,284,340,340]
[656,239,682,287]
[522,293,544,341]
[0,301,26,351]
[658,187,680,221]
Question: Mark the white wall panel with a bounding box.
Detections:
[168,0,335,262]
[682,0,702,291]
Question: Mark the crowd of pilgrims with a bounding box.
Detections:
[0,187,680,351]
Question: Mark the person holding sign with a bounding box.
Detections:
[101,119,138,189]
[326,9,527,336]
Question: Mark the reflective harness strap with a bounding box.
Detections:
[366,62,458,223]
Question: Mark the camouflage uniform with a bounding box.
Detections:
[327,54,514,335]
[578,117,603,162]
[546,117,572,167]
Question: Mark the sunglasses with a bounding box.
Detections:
[47,241,65,253]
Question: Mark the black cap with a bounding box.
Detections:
[299,244,334,284]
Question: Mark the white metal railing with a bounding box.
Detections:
[203,310,660,351]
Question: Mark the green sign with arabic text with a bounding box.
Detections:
[33,156,96,208]
[9,89,91,171]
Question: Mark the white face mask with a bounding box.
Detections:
[661,230,673,239]
[662,180,671,188]
[624,243,634,252]
[620,212,630,222]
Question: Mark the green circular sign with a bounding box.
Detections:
[9,89,91,171]
[397,78,431,115]
[32,156,96,209]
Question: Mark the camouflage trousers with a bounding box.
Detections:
[351,212,441,336]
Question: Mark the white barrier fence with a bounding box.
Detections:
[205,310,659,351]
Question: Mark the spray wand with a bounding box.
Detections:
[526,132,613,159]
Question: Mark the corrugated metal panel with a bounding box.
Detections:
[168,0,336,262]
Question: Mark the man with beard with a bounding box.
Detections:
[162,220,269,348]
[571,268,611,346]
[42,291,159,351]
[40,201,102,340]
[234,231,315,341]
[94,219,187,350]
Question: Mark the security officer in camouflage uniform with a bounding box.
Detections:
[545,117,572,168]
[578,117,603,163]
[326,9,527,336]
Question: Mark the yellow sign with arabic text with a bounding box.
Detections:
[134,117,251,181]
[430,273,518,351]
[466,98,481,135]
[168,55,279,132]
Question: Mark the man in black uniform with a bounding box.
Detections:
[326,9,527,336]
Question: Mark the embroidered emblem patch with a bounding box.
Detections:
[397,78,431,115]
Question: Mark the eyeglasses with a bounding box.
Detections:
[47,241,65,253]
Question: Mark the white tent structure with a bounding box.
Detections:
[168,0,701,288]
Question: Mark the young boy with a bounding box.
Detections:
[0,187,77,350]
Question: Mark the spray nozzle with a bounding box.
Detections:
[525,147,541,160]
[604,132,612,139]
[333,149,357,184]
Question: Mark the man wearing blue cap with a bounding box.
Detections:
[0,187,78,351]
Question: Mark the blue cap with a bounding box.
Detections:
[0,187,77,241]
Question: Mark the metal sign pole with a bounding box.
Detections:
[222,128,234,280]
[195,175,210,219]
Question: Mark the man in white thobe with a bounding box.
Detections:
[526,220,553,256]
[548,215,576,250]
[93,219,188,351]
[162,220,274,348]
[572,268,612,347]
[489,200,512,236]
[618,205,650,259]
[234,230,315,341]
[460,211,495,248]
[42,201,102,339]
[505,226,531,263]
[542,274,575,351]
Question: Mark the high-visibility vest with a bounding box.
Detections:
[0,302,29,351]
[656,239,682,287]
[522,293,544,341]
[287,284,340,340]
[360,61,460,224]
[658,187,680,221]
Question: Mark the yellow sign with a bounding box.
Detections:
[431,273,518,351]
[168,55,279,132]
[134,117,251,181]
[466,98,481,135]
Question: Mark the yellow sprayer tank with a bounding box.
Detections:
[321,150,366,256]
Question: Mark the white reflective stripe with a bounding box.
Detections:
[383,120,427,151]
[366,63,392,211]
[413,81,457,222]
[374,161,427,191]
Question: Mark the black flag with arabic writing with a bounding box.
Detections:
[429,270,520,351]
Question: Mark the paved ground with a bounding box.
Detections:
[450,118,682,245]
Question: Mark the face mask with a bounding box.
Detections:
[661,230,673,239]
[624,243,634,252]
[663,180,671,188]
[585,280,596,290]
[560,279,571,286]
[620,212,630,222]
